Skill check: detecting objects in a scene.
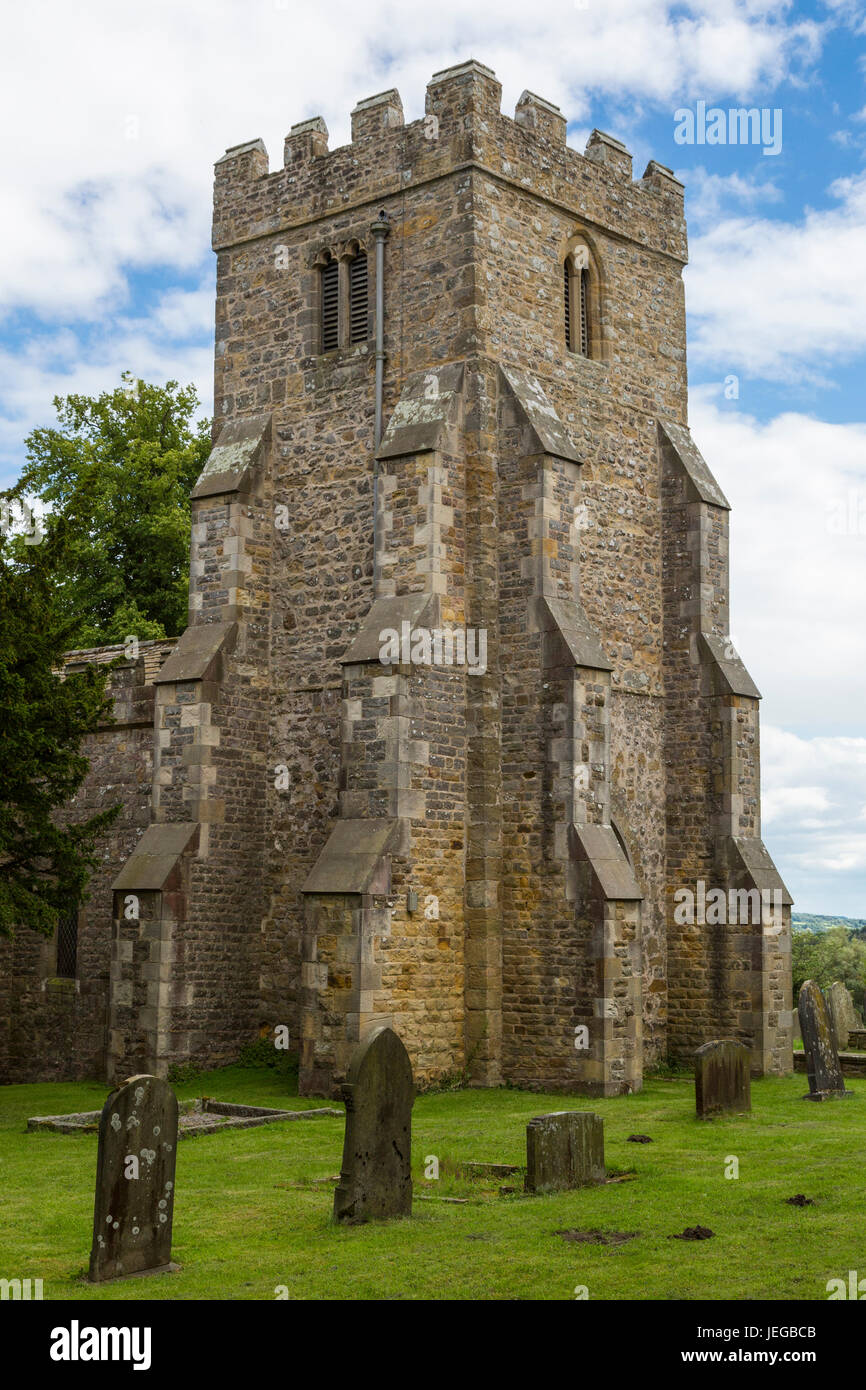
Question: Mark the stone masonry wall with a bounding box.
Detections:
[211,62,689,1086]
[0,642,173,1082]
[2,61,789,1089]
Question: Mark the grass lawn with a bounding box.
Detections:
[1,1067,863,1301]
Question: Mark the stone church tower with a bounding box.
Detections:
[0,61,793,1093]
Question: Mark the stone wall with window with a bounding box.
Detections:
[0,643,171,1082]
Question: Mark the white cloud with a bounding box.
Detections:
[686,172,866,381]
[0,0,834,478]
[760,726,866,912]
[689,393,866,732]
[120,279,215,342]
[0,174,208,323]
[682,166,783,225]
[0,0,826,325]
[762,785,831,822]
[0,328,211,488]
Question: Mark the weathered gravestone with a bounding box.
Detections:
[333,1026,413,1224]
[694,1040,751,1119]
[826,981,859,1053]
[88,1075,179,1282]
[798,981,852,1101]
[524,1112,605,1194]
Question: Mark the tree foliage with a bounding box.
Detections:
[3,374,210,646]
[0,537,120,937]
[792,927,866,1012]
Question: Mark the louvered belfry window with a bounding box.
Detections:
[579,267,589,357]
[348,252,368,344]
[321,259,339,351]
[565,254,591,357]
[56,901,78,978]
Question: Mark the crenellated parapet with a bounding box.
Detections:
[212,60,686,263]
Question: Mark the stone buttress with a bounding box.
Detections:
[107,416,274,1078]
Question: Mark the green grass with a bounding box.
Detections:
[1,1067,863,1301]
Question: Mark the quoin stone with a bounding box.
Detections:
[798,981,851,1101]
[333,1026,413,1224]
[88,1074,179,1282]
[524,1111,605,1193]
[694,1039,751,1118]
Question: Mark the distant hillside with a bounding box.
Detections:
[792,912,866,934]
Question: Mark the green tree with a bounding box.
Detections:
[792,927,866,1012]
[0,537,120,937]
[3,374,210,646]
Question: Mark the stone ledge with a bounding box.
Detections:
[794,1052,866,1079]
[112,822,200,892]
[700,632,762,699]
[154,621,237,685]
[302,818,401,895]
[570,823,643,901]
[192,412,271,499]
[658,418,730,509]
[376,363,464,459]
[215,138,267,167]
[538,594,612,671]
[341,593,440,665]
[500,365,582,463]
[726,836,793,906]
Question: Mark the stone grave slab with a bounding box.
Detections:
[88,1075,179,1282]
[694,1039,751,1119]
[524,1111,605,1193]
[798,980,853,1101]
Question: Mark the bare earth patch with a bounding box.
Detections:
[555,1229,639,1246]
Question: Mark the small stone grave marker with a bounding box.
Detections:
[524,1111,605,1193]
[694,1039,751,1119]
[826,981,857,1053]
[88,1074,179,1282]
[798,980,852,1100]
[333,1026,414,1224]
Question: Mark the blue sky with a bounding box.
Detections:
[0,0,864,915]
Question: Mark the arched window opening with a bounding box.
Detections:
[564,244,594,359]
[56,901,79,979]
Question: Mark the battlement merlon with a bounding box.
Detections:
[211,60,687,263]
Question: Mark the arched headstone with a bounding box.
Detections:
[333,1026,413,1224]
[88,1074,179,1281]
